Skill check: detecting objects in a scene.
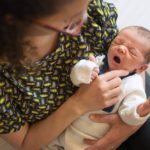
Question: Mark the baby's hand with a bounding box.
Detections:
[91,67,99,81]
[137,97,150,117]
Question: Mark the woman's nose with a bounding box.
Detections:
[118,45,128,54]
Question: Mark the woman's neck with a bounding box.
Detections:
[23,31,59,64]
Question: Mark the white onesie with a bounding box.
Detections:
[44,55,150,150]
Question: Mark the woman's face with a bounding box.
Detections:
[32,0,90,36]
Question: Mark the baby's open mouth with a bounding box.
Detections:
[113,56,120,64]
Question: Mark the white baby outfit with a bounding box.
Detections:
[44,55,150,150]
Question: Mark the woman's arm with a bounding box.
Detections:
[84,97,150,150]
[84,101,150,150]
[1,96,81,150]
[0,70,128,150]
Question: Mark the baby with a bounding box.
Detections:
[45,26,150,150]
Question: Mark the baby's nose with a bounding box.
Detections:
[118,45,128,54]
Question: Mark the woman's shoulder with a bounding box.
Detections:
[76,0,118,53]
[88,0,118,23]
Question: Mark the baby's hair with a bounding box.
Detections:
[121,26,150,63]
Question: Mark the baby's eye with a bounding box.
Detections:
[114,39,124,45]
[129,48,137,57]
[113,40,120,45]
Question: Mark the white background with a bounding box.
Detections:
[106,0,150,30]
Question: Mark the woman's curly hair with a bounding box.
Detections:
[0,0,71,66]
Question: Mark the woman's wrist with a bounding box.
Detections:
[65,94,85,119]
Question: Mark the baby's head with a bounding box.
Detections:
[107,26,150,73]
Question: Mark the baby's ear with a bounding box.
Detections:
[136,64,148,73]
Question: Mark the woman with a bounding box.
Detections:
[0,0,149,150]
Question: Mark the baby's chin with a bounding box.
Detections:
[108,65,124,71]
[108,66,117,71]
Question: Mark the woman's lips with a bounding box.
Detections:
[113,56,121,64]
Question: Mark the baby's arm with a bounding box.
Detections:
[70,59,99,86]
[118,75,150,126]
[70,55,105,86]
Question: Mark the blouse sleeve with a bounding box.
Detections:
[0,75,26,134]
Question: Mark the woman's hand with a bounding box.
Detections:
[73,70,128,115]
[137,97,150,117]
[84,114,140,150]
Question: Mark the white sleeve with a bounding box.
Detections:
[118,75,150,126]
[70,60,98,86]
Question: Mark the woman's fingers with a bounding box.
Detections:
[91,68,99,80]
[96,70,128,93]
[93,67,99,74]
[95,76,122,104]
[89,114,118,124]
[84,131,117,150]
[105,77,122,89]
[103,86,122,99]
[100,77,122,98]
[100,70,129,81]
[138,97,150,116]
[142,99,150,111]
[89,54,97,63]
[84,139,97,145]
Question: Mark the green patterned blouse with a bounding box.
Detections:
[0,0,118,134]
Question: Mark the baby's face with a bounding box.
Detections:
[107,29,149,73]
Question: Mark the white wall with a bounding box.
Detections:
[106,0,150,30]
